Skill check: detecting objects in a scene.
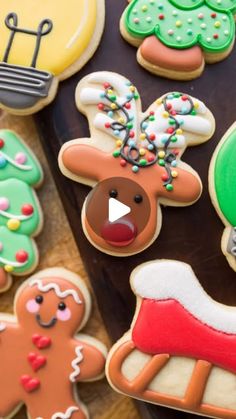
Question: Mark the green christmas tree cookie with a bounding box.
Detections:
[0,179,42,236]
[0,226,38,275]
[209,123,236,272]
[0,130,43,292]
[121,0,236,79]
[0,130,43,186]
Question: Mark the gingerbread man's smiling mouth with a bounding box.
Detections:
[35,314,57,329]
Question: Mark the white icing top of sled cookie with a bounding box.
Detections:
[132,260,236,334]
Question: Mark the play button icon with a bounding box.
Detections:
[108,198,131,223]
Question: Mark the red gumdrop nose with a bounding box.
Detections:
[101,218,137,247]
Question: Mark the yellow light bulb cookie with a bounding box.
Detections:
[0,0,105,115]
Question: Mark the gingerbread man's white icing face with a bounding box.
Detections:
[16,277,85,336]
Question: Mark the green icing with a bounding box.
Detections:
[0,130,43,186]
[125,0,236,52]
[0,179,41,236]
[0,226,37,274]
[0,130,43,279]
[214,128,236,226]
[171,0,236,12]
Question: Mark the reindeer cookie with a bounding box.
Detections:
[120,0,236,80]
[0,267,107,419]
[0,0,105,115]
[59,72,215,257]
[209,123,236,272]
[0,130,43,292]
[106,259,236,419]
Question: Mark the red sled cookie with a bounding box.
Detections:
[106,260,236,418]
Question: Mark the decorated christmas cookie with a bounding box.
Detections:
[209,123,236,272]
[0,0,105,115]
[0,226,38,275]
[106,259,236,418]
[0,267,107,419]
[59,72,215,257]
[0,130,43,292]
[0,130,43,186]
[120,0,236,80]
[0,179,42,236]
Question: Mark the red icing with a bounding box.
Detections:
[101,218,137,247]
[20,375,40,393]
[15,250,28,263]
[0,139,4,148]
[32,334,52,350]
[132,299,236,373]
[21,204,34,216]
[27,353,47,371]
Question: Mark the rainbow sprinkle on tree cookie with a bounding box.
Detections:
[121,0,236,79]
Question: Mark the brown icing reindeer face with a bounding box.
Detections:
[16,276,86,336]
[59,72,215,256]
[86,176,151,247]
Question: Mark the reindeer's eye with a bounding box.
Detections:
[58,302,66,311]
[134,194,143,204]
[109,189,118,198]
[35,295,43,304]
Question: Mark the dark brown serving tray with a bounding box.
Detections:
[35,1,236,417]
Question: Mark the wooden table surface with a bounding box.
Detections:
[0,112,139,419]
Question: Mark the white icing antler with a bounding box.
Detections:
[76,73,214,157]
[143,94,214,152]
[29,279,82,304]
[76,72,141,151]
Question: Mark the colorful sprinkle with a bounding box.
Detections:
[0,197,9,211]
[7,219,21,231]
[15,250,28,263]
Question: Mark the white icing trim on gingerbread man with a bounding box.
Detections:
[69,345,84,382]
[51,406,79,419]
[29,279,82,305]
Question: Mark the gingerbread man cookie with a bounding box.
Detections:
[0,0,105,115]
[120,0,236,80]
[209,122,236,272]
[0,267,107,419]
[59,71,215,257]
[0,130,43,292]
[106,259,236,419]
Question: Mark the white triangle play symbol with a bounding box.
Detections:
[108,198,131,223]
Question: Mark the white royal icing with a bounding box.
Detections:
[80,72,139,138]
[94,114,127,142]
[69,345,84,382]
[0,322,6,332]
[79,73,213,152]
[29,279,82,304]
[0,209,33,221]
[144,98,212,150]
[0,151,32,171]
[133,260,236,334]
[0,256,27,268]
[51,406,79,419]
